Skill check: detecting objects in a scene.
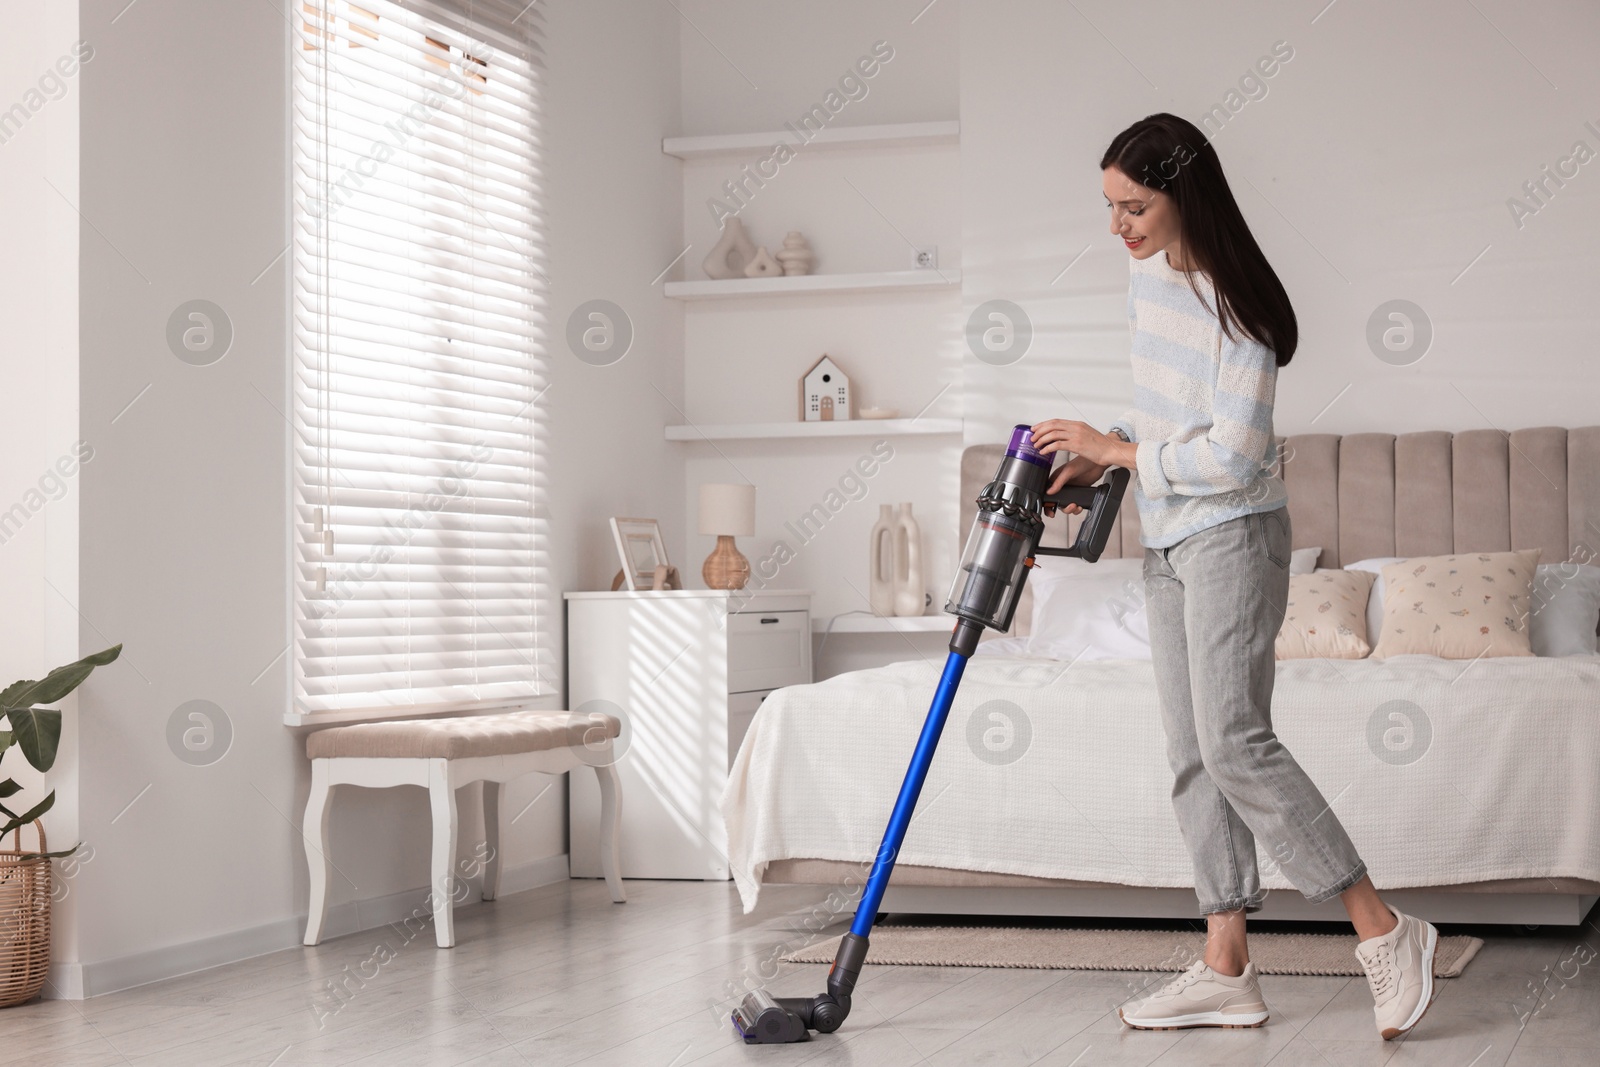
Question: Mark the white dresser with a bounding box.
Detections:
[565,588,812,881]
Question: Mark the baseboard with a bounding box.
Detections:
[45,852,571,1000]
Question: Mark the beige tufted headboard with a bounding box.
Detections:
[960,426,1600,638]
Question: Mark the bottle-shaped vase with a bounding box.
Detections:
[868,504,896,616]
[892,502,924,617]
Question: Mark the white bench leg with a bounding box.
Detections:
[594,763,626,903]
[303,759,333,946]
[482,780,502,902]
[428,759,458,948]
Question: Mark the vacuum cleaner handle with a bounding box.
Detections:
[1036,465,1131,564]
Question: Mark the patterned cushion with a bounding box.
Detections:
[305,710,621,760]
[1369,549,1542,660]
[1276,569,1375,660]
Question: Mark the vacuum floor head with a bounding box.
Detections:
[732,989,811,1043]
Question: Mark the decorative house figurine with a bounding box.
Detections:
[799,354,852,422]
[776,231,815,276]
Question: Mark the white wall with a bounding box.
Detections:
[0,0,82,973]
[959,0,1600,448]
[678,0,958,130]
[75,0,325,994]
[66,0,683,996]
[674,0,965,647]
[546,1,686,600]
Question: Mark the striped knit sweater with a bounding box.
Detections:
[1107,248,1288,549]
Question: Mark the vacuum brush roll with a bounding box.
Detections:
[731,989,811,1044]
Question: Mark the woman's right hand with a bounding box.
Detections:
[1043,454,1108,516]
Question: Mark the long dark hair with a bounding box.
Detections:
[1100,113,1297,367]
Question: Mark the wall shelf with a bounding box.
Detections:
[665,418,961,442]
[664,269,959,300]
[663,120,959,160]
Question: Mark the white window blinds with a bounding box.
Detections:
[291,0,552,716]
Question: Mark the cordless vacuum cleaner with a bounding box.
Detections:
[732,425,1130,1045]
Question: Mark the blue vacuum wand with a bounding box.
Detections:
[732,425,1130,1044]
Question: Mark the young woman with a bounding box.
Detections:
[1027,113,1440,1041]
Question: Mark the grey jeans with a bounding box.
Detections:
[1143,506,1367,915]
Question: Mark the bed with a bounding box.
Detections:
[720,426,1600,927]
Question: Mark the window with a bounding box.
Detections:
[291,0,551,718]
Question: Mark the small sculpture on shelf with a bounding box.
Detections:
[775,231,814,276]
[799,354,852,421]
[743,246,782,278]
[702,216,756,279]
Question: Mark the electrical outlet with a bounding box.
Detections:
[912,246,938,269]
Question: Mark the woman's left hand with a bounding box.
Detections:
[1029,419,1117,467]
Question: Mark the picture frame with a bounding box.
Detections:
[609,517,672,592]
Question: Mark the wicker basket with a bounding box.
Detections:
[0,822,51,1008]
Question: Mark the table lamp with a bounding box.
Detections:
[698,482,756,590]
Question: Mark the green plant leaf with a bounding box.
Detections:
[0,729,10,750]
[0,644,122,711]
[0,790,54,840]
[7,709,62,773]
[11,843,82,860]
[0,779,19,798]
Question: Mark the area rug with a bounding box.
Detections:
[781,924,1482,977]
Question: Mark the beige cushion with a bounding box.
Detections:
[1276,569,1375,660]
[1370,549,1542,660]
[306,710,621,760]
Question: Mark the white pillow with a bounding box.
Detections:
[1345,556,1600,656]
[1342,556,1405,645]
[1528,563,1600,656]
[1290,546,1323,575]
[1024,557,1150,662]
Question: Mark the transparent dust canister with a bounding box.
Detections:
[945,507,1038,632]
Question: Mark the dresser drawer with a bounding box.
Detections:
[727,610,810,693]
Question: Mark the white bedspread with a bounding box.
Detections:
[720,652,1600,913]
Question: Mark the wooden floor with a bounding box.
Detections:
[4,879,1596,1066]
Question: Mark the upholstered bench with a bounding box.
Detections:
[301,710,625,948]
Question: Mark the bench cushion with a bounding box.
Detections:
[306,710,622,760]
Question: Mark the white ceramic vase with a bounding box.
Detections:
[892,502,924,617]
[868,504,896,616]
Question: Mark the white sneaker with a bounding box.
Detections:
[1354,903,1440,1040]
[1119,959,1270,1030]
